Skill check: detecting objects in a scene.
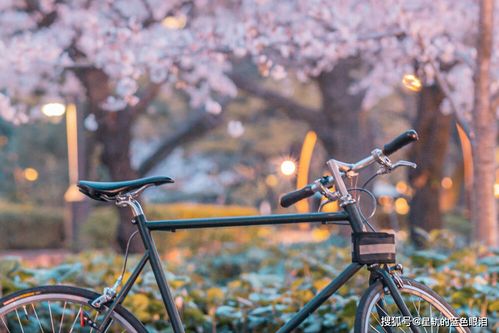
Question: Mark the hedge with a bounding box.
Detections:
[0,201,259,250]
[0,202,64,249]
[0,233,497,332]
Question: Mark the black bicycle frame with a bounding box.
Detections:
[97,203,419,333]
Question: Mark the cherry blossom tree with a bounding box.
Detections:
[209,0,463,239]
[217,0,496,247]
[1,0,497,247]
[0,0,238,250]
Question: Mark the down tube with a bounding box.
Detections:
[277,263,363,333]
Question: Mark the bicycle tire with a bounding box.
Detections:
[355,278,471,333]
[0,285,147,332]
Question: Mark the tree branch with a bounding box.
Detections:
[228,72,321,125]
[137,110,223,176]
[131,82,161,116]
[429,59,472,137]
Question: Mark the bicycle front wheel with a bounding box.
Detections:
[0,285,147,333]
[355,278,471,333]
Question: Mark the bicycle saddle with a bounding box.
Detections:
[78,176,174,201]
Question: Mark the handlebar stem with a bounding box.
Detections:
[326,159,356,207]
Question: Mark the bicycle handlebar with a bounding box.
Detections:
[279,130,418,208]
[382,129,418,156]
[280,185,315,208]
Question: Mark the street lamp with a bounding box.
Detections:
[280,159,296,176]
[42,102,85,249]
[41,103,66,117]
[296,131,317,212]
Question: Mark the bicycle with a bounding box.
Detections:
[0,130,471,333]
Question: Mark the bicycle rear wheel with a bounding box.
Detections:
[355,278,471,333]
[0,285,147,333]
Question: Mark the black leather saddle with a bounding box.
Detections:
[78,176,174,201]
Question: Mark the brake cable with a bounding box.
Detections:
[347,172,380,232]
[90,230,139,309]
[120,231,139,280]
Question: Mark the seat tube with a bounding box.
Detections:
[132,207,185,333]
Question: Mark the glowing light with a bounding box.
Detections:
[24,168,39,182]
[280,159,296,176]
[495,184,499,199]
[395,197,410,215]
[64,184,86,202]
[378,195,393,206]
[402,74,422,92]
[296,131,317,213]
[396,181,408,194]
[265,174,278,187]
[441,177,453,189]
[42,103,66,117]
[162,15,187,30]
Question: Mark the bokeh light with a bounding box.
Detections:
[162,15,187,30]
[24,167,39,182]
[441,177,453,189]
[42,103,66,117]
[280,159,296,176]
[396,181,408,194]
[402,74,422,92]
[395,197,410,215]
[265,174,278,187]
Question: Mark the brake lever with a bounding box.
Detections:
[392,160,417,170]
[376,160,417,175]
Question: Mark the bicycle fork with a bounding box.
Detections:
[371,266,422,333]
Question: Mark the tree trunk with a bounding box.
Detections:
[408,84,451,246]
[315,57,372,235]
[472,0,498,247]
[77,68,143,252]
[95,110,144,252]
[315,57,370,162]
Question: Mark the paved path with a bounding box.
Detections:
[0,249,69,267]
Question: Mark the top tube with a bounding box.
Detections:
[145,211,349,231]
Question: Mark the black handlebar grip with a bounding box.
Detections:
[280,185,315,208]
[382,129,419,156]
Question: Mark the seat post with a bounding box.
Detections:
[116,195,144,217]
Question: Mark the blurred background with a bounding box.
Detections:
[0,1,497,331]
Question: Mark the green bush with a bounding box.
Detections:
[1,237,497,332]
[80,203,260,250]
[0,201,258,250]
[80,206,119,249]
[0,202,64,249]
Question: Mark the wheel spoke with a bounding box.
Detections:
[48,301,55,333]
[68,306,82,333]
[370,323,383,333]
[89,311,99,333]
[429,304,433,333]
[0,292,137,333]
[362,280,468,333]
[371,311,390,333]
[15,308,25,333]
[31,303,45,333]
[58,301,67,333]
[1,315,11,333]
